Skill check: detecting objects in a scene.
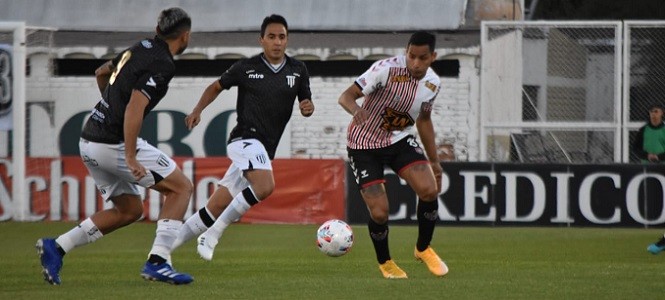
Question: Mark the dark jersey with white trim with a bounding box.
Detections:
[219,54,312,159]
[81,37,175,144]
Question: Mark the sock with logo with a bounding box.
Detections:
[55,218,103,255]
[368,218,391,264]
[416,199,438,252]
[148,219,182,264]
[172,206,216,249]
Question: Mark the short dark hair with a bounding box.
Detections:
[261,14,288,37]
[408,31,436,52]
[157,7,191,40]
[650,103,665,111]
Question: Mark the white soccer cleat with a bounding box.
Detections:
[196,233,218,261]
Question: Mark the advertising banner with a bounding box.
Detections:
[0,157,346,224]
[346,162,665,227]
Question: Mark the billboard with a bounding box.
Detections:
[346,162,665,227]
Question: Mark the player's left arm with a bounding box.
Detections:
[298,64,314,117]
[416,102,442,192]
[124,90,149,180]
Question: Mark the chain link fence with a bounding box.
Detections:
[481,21,625,163]
[625,21,665,162]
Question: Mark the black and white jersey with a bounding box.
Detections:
[81,37,175,144]
[220,54,312,159]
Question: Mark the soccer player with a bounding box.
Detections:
[171,14,314,260]
[36,8,194,285]
[337,31,448,279]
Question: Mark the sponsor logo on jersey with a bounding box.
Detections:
[146,77,157,87]
[248,73,264,79]
[390,75,410,83]
[424,81,437,92]
[141,40,153,48]
[381,107,414,131]
[286,75,295,88]
[358,77,367,88]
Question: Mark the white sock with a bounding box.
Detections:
[148,219,182,261]
[205,193,252,239]
[55,218,103,253]
[172,207,216,249]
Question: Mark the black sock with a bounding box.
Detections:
[148,254,167,265]
[368,219,390,264]
[657,236,665,247]
[416,199,438,252]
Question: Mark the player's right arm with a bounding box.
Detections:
[338,84,368,125]
[185,80,223,130]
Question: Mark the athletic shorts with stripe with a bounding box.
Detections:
[347,135,428,189]
[218,138,273,197]
[79,138,177,201]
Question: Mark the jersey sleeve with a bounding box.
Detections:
[133,61,173,102]
[218,60,244,90]
[297,63,312,102]
[355,60,390,96]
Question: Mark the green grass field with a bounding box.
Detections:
[1,222,664,299]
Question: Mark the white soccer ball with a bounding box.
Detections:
[316,219,354,257]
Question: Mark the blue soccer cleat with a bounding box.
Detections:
[140,262,193,285]
[36,238,63,285]
[647,243,665,255]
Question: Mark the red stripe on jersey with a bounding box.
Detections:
[347,67,419,149]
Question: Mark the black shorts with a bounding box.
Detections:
[347,135,428,189]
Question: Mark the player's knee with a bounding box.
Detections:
[369,208,389,224]
[118,203,143,225]
[251,180,275,200]
[417,185,439,202]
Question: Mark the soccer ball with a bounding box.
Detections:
[316,219,354,257]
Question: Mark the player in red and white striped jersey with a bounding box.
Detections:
[338,31,448,279]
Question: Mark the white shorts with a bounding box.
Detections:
[218,138,272,196]
[79,138,177,201]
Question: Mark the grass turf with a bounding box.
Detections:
[1,221,664,299]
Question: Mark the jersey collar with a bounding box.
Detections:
[260,54,286,73]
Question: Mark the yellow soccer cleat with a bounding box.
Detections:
[414,247,449,277]
[378,259,408,279]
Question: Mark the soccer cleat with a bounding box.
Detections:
[36,238,63,285]
[196,233,218,261]
[378,260,408,279]
[647,243,665,255]
[414,246,449,277]
[140,262,193,285]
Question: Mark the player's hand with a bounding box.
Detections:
[353,107,369,125]
[185,112,201,130]
[300,99,314,117]
[430,161,443,193]
[126,157,147,180]
[648,153,659,162]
